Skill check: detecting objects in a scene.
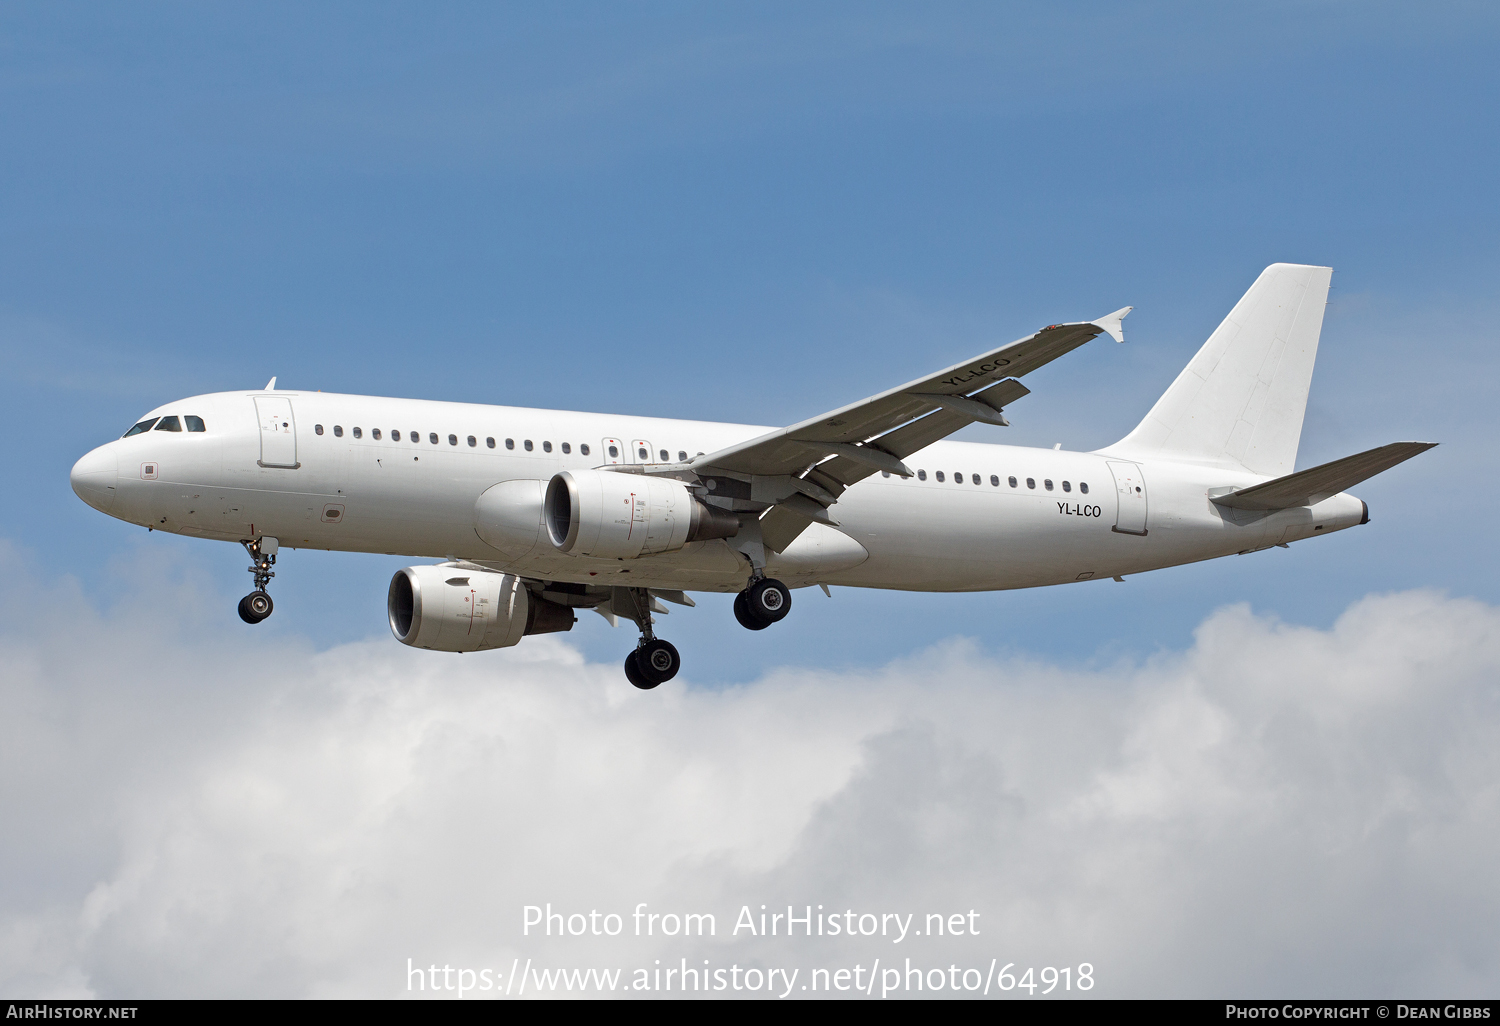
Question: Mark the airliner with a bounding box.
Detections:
[70,264,1433,688]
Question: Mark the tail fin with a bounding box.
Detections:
[1107,263,1332,477]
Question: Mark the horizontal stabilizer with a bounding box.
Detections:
[1210,441,1436,510]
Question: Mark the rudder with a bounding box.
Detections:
[1106,263,1332,477]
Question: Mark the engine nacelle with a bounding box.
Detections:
[545,469,739,559]
[388,565,576,652]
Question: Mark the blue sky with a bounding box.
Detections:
[4,2,1497,678]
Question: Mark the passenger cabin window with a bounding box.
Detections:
[659,449,669,462]
[1009,476,1018,488]
[391,429,400,440]
[1026,478,1036,489]
[638,446,648,460]
[429,432,439,445]
[505,438,514,449]
[467,435,476,447]
[1044,479,1054,491]
[881,471,890,478]
[410,431,420,443]
[449,434,458,446]
[185,416,206,432]
[334,426,343,437]
[486,437,495,448]
[972,474,981,485]
[315,424,324,435]
[154,416,182,432]
[678,450,687,462]
[524,440,533,451]
[917,470,927,481]
[124,418,159,437]
[372,429,383,440]
[1062,480,1071,492]
[935,471,945,482]
[561,442,571,454]
[990,475,999,486]
[1080,482,1089,494]
[580,444,591,456]
[609,445,619,458]
[353,427,362,439]
[543,441,552,453]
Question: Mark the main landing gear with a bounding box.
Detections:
[606,574,789,688]
[625,638,681,690]
[733,576,791,631]
[616,587,681,690]
[237,537,278,625]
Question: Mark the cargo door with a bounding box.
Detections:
[1107,460,1147,535]
[254,396,299,469]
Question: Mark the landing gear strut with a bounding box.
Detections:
[616,587,681,689]
[238,537,278,625]
[734,576,791,630]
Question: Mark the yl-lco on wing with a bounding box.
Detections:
[676,307,1132,551]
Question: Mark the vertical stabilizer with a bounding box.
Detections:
[1105,263,1332,478]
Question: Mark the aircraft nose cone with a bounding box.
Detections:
[71,445,119,513]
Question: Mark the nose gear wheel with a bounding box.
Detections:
[238,590,274,624]
[238,538,279,624]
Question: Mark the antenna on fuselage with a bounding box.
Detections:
[264,377,277,390]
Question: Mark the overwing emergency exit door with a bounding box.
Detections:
[1107,460,1147,535]
[254,396,299,469]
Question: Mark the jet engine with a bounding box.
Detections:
[388,565,575,652]
[545,469,739,559]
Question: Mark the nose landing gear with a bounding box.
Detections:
[238,537,278,624]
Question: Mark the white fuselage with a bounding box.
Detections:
[70,388,1368,594]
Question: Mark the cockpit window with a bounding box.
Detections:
[123,418,159,437]
[154,416,182,432]
[185,415,206,432]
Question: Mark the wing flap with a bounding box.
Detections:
[1210,441,1436,510]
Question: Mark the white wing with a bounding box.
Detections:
[678,309,1131,550]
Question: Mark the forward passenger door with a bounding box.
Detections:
[254,396,299,469]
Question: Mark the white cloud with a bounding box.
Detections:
[2,542,1497,998]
